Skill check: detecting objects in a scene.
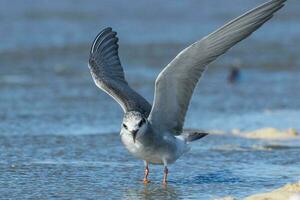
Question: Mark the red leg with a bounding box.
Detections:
[162,166,168,185]
[143,161,150,184]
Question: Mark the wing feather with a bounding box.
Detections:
[89,27,152,116]
[148,0,286,134]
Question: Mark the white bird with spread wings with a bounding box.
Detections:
[88,0,286,184]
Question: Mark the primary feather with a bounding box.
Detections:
[89,27,152,117]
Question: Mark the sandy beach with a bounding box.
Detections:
[232,128,300,140]
[218,181,300,200]
[245,182,300,200]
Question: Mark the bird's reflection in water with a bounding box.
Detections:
[123,184,180,200]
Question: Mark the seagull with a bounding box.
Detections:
[88,0,286,184]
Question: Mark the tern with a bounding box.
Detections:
[88,0,286,184]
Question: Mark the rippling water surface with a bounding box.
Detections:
[1,0,300,199]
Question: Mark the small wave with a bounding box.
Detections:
[211,144,249,152]
[214,197,236,200]
[263,145,300,150]
[212,143,300,152]
[0,75,32,84]
[29,159,136,167]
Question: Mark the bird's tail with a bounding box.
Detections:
[181,129,209,142]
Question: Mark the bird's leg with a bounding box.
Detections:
[162,166,168,185]
[143,161,150,184]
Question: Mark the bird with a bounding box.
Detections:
[88,0,286,185]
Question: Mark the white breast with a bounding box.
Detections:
[120,131,190,165]
[120,133,164,164]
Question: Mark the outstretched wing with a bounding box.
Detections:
[89,27,151,116]
[148,0,286,134]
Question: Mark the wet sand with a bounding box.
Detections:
[232,128,300,140]
[245,181,300,200]
[219,181,300,200]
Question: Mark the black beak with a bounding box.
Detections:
[131,130,138,143]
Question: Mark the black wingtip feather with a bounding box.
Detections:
[90,27,116,55]
[187,132,209,142]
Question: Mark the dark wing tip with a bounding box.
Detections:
[90,27,118,56]
[186,131,208,142]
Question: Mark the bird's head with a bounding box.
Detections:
[122,111,148,143]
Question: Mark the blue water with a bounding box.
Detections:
[1,0,300,199]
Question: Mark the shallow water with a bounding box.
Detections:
[1,134,300,199]
[1,0,300,199]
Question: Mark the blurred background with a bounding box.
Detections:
[0,0,299,199]
[1,0,299,135]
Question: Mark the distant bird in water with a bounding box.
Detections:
[88,0,286,184]
[228,59,242,84]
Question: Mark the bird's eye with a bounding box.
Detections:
[138,118,146,127]
[123,124,127,129]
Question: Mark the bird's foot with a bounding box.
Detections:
[162,180,168,185]
[143,178,150,184]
